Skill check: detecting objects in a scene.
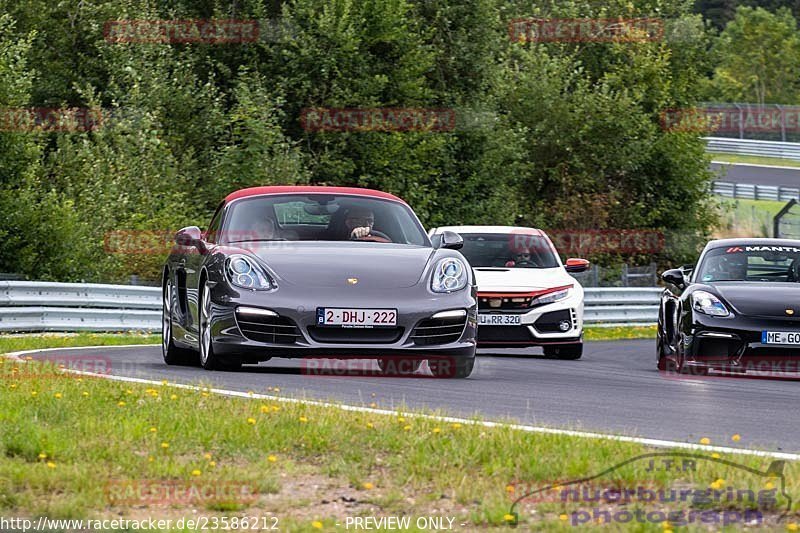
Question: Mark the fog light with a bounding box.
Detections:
[558,320,571,331]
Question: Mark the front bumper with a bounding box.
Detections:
[476,295,584,347]
[686,313,800,372]
[208,283,477,359]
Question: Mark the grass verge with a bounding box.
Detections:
[711,153,800,168]
[714,198,787,239]
[583,326,656,341]
[0,334,796,531]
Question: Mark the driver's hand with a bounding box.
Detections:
[350,227,371,240]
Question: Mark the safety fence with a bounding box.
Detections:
[712,181,800,202]
[0,281,661,332]
[706,137,800,161]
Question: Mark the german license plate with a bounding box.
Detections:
[478,314,522,326]
[317,308,397,328]
[762,331,800,345]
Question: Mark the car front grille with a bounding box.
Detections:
[306,326,404,344]
[478,293,532,312]
[533,309,574,334]
[478,325,534,343]
[235,310,300,344]
[411,315,467,346]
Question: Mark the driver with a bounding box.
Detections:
[722,254,747,280]
[705,254,746,281]
[513,247,535,266]
[248,217,277,241]
[345,207,382,241]
[504,247,535,267]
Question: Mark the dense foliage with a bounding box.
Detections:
[0,0,791,282]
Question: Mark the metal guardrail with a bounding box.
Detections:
[706,137,800,161]
[712,181,800,202]
[582,287,660,326]
[0,282,661,332]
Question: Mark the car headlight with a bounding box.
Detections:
[226,255,274,290]
[530,287,570,307]
[431,257,468,293]
[693,290,729,317]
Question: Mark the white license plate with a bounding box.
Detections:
[317,308,397,328]
[761,331,800,345]
[478,314,522,326]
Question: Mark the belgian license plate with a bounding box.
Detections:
[317,308,397,328]
[478,314,522,326]
[761,331,800,345]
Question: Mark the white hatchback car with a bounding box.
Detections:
[429,226,589,359]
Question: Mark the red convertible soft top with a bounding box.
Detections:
[224,185,407,205]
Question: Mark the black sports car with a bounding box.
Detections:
[161,185,477,377]
[658,238,800,375]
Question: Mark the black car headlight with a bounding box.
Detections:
[226,255,274,290]
[693,290,729,317]
[431,257,468,293]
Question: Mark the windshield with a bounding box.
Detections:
[696,245,800,283]
[218,194,430,246]
[458,233,559,269]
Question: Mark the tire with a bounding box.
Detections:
[674,336,708,376]
[377,358,422,376]
[162,276,198,366]
[428,356,474,379]
[544,343,583,360]
[656,330,669,371]
[199,280,241,371]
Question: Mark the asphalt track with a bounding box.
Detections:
[25,340,800,454]
[711,161,800,188]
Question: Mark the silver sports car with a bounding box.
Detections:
[161,186,477,377]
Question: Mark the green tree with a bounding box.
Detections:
[709,6,800,103]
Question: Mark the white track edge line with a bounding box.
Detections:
[5,345,799,461]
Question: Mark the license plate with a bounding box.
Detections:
[317,308,397,328]
[761,331,800,345]
[478,314,522,326]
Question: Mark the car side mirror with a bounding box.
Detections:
[175,226,202,247]
[564,258,590,273]
[440,231,463,250]
[661,268,686,288]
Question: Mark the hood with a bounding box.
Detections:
[239,242,435,289]
[473,266,574,292]
[711,282,800,317]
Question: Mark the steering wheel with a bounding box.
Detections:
[353,229,392,243]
